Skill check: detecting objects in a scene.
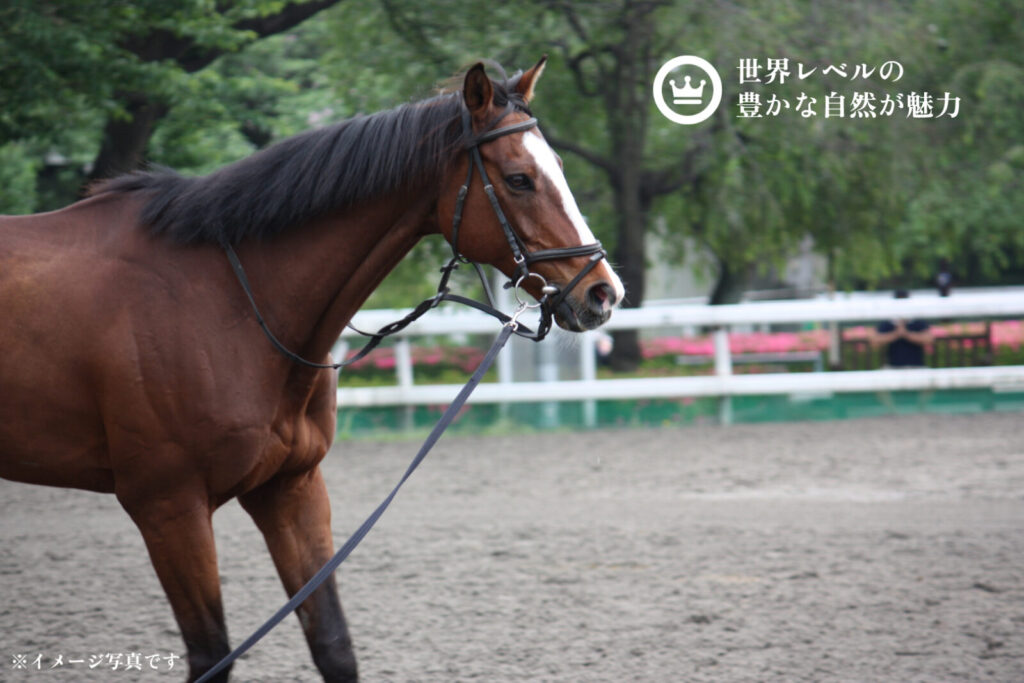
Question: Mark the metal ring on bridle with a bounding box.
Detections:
[512,272,550,308]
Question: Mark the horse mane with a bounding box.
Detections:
[93,69,529,245]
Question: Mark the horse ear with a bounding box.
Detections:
[463,63,493,117]
[515,55,548,103]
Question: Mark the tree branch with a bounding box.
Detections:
[641,125,716,198]
[233,0,343,39]
[544,134,615,175]
[380,0,448,67]
[642,159,698,198]
[538,0,591,44]
[91,1,345,182]
[124,0,345,73]
[564,48,603,98]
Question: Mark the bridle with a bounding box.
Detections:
[448,102,608,333]
[223,101,609,370]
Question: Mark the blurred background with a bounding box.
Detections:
[2,0,1022,431]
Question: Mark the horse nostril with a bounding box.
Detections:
[586,282,616,315]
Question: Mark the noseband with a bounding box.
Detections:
[447,104,608,338]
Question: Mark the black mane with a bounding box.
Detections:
[96,71,529,245]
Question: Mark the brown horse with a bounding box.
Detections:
[0,58,623,681]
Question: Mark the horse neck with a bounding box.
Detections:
[243,191,437,371]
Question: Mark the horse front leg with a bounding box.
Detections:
[118,490,231,682]
[239,466,358,682]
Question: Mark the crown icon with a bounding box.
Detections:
[669,75,706,105]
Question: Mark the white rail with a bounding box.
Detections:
[339,290,1024,338]
[336,291,1024,414]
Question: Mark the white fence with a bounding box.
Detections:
[335,290,1024,423]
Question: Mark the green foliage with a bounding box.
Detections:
[2,0,1020,298]
[892,0,1024,285]
[0,1,276,143]
[0,143,38,214]
[1,1,122,142]
[643,0,1023,291]
[0,0,343,211]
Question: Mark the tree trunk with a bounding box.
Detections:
[83,0,345,187]
[87,94,168,183]
[603,3,657,372]
[708,259,751,306]
[607,168,649,371]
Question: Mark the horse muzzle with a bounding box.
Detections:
[552,280,619,332]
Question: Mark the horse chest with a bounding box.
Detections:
[233,392,334,490]
[275,412,332,472]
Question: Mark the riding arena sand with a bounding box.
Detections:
[2,412,1022,681]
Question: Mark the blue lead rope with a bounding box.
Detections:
[196,324,516,683]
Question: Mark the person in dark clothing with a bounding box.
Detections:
[936,258,953,297]
[872,289,934,368]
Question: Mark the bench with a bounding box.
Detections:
[677,351,824,372]
[840,322,993,370]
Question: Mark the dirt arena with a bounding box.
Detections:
[2,412,1023,682]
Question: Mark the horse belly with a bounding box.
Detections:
[0,246,112,491]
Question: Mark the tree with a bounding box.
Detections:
[893,0,1024,286]
[91,0,346,181]
[534,1,822,365]
[347,0,932,366]
[536,1,699,368]
[5,0,1018,330]
[0,0,345,206]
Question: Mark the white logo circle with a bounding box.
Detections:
[653,56,722,125]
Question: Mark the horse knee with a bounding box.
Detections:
[312,641,358,682]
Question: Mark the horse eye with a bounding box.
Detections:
[504,174,534,192]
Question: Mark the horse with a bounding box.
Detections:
[0,57,624,682]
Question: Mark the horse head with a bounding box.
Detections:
[437,58,625,332]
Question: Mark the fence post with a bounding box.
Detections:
[713,326,734,425]
[580,331,598,428]
[713,327,733,377]
[538,333,560,428]
[828,322,841,369]
[494,270,514,422]
[395,338,414,429]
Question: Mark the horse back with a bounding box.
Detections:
[0,195,334,497]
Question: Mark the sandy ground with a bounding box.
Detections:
[2,412,1023,682]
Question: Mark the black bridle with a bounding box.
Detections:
[224,103,608,370]
[449,103,608,323]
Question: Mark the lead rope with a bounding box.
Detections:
[195,310,532,683]
[201,104,602,680]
